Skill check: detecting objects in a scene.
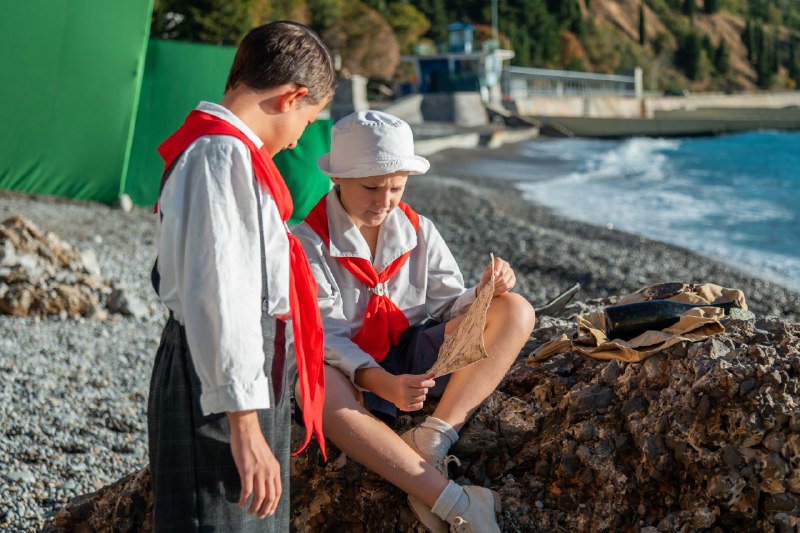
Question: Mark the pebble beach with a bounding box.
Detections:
[1,142,799,531]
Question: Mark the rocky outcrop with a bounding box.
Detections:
[0,215,146,319]
[42,305,800,532]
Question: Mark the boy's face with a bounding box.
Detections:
[267,97,328,156]
[332,172,409,229]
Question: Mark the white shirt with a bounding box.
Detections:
[156,101,291,415]
[294,189,477,389]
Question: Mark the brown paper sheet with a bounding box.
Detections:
[428,254,496,378]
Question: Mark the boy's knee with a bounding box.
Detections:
[491,293,536,333]
[513,293,537,333]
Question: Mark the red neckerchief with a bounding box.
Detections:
[305,195,419,362]
[157,110,326,459]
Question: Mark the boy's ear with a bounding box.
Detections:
[279,85,310,112]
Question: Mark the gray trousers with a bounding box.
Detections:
[147,315,292,532]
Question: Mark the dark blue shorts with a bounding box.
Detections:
[294,320,450,427]
[363,320,450,423]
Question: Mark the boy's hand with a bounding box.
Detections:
[227,410,282,519]
[386,373,436,411]
[477,256,516,296]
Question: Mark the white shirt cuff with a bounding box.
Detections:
[337,354,381,392]
[200,375,272,415]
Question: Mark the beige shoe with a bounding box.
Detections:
[401,427,461,477]
[448,485,502,533]
[400,428,461,533]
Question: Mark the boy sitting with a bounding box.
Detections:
[294,110,536,532]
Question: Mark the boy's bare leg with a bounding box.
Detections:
[433,292,535,431]
[301,366,449,507]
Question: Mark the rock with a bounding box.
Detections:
[600,359,623,384]
[728,307,756,322]
[0,216,115,319]
[115,194,134,213]
[40,302,800,532]
[8,470,35,484]
[77,248,102,278]
[564,384,614,421]
[41,469,151,533]
[107,286,149,319]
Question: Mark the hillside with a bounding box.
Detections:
[586,0,760,90]
[402,0,800,92]
[149,0,800,92]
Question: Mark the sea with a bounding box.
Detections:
[466,131,800,293]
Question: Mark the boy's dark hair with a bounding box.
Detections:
[226,21,336,105]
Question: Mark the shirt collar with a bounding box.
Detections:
[196,101,264,149]
[325,189,418,272]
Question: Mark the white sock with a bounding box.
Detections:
[431,480,469,523]
[413,416,459,458]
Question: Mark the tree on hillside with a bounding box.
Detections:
[321,1,400,79]
[501,0,560,67]
[548,0,583,35]
[770,34,780,74]
[151,0,264,44]
[412,0,449,47]
[682,0,696,19]
[639,2,646,46]
[386,3,431,54]
[559,31,587,69]
[675,30,703,79]
[701,34,714,59]
[755,27,775,87]
[714,39,730,73]
[790,35,800,86]
[257,0,308,21]
[704,0,720,14]
[307,0,342,37]
[742,18,755,62]
[362,0,387,15]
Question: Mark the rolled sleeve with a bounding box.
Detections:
[200,375,272,414]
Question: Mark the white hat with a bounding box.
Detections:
[317,110,430,178]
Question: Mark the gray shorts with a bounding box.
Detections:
[364,320,450,424]
[148,315,291,531]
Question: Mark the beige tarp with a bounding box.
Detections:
[531,283,747,363]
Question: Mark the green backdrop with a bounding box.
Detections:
[274,119,333,225]
[124,39,236,207]
[125,39,332,223]
[0,8,332,223]
[0,0,153,204]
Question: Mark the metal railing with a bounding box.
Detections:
[504,66,642,99]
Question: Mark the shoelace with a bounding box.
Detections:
[450,516,469,532]
[435,454,462,478]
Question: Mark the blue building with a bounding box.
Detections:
[400,23,514,105]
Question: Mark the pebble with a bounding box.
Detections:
[7,471,35,484]
[4,160,800,531]
[1,193,159,532]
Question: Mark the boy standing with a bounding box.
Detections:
[148,22,334,531]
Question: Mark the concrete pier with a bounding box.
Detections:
[511,92,800,137]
